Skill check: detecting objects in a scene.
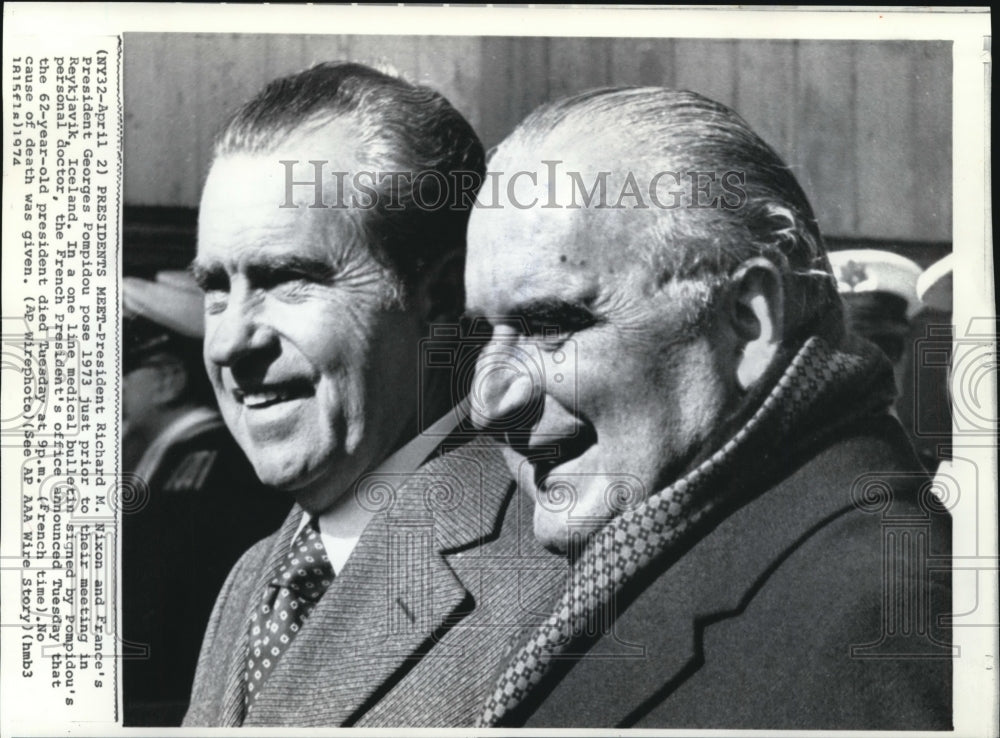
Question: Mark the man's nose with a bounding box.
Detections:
[469,342,543,433]
[204,290,273,367]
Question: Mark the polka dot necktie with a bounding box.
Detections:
[244,518,333,713]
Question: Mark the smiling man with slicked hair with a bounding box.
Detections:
[183,62,564,728]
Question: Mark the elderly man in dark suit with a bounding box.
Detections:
[183,62,563,727]
[464,88,952,730]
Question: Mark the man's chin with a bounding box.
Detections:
[535,507,619,558]
[539,536,569,555]
[249,456,320,496]
[533,510,572,555]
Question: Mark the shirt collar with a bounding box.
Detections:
[295,406,462,574]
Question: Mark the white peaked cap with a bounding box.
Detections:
[123,270,205,338]
[828,249,923,320]
[916,254,953,313]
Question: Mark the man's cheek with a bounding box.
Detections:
[209,372,230,402]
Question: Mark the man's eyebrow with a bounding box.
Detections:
[188,255,339,289]
[243,254,339,284]
[189,260,225,291]
[505,297,598,330]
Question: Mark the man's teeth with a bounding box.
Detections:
[241,388,296,408]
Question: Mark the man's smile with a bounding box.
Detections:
[518,424,598,492]
[231,379,315,409]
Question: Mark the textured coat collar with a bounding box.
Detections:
[520,416,924,727]
[232,437,516,726]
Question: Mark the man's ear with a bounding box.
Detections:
[727,257,785,391]
[416,251,464,325]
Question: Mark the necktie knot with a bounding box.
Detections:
[272,525,333,589]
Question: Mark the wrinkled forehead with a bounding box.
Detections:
[465,185,665,318]
[472,124,751,270]
[202,120,365,204]
[197,151,363,268]
[469,143,667,263]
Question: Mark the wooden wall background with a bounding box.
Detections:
[124,34,952,243]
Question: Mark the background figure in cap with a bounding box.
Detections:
[828,249,936,467]
[917,254,953,314]
[122,271,291,726]
[122,271,215,472]
[828,249,922,400]
[915,254,956,478]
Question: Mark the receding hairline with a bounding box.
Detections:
[199,61,484,315]
[204,118,374,201]
[478,86,840,336]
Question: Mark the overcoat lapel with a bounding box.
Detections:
[523,429,902,727]
[244,438,512,726]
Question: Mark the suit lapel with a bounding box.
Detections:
[219,505,302,726]
[245,438,512,726]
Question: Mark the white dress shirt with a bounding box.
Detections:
[294,408,461,574]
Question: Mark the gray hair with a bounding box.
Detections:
[214,61,485,307]
[491,87,842,337]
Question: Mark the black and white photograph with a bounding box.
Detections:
[1,5,995,736]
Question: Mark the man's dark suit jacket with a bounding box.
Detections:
[184,437,565,727]
[517,416,952,730]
